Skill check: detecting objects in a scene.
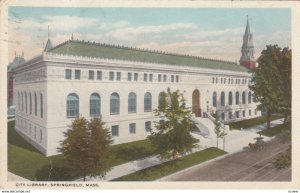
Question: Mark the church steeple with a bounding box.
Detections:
[44,25,53,52]
[239,16,256,70]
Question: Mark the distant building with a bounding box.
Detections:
[12,18,261,156]
[7,52,25,107]
[240,16,256,70]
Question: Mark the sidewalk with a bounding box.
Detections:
[82,118,284,181]
[7,172,29,181]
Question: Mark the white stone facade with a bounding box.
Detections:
[13,52,261,156]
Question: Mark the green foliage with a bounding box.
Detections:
[148,88,199,160]
[273,147,291,170]
[258,121,290,138]
[250,45,291,128]
[228,115,282,130]
[112,147,226,181]
[58,117,112,181]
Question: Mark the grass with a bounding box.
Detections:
[112,147,226,181]
[227,115,282,130]
[258,122,290,137]
[7,121,158,181]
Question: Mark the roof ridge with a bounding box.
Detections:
[50,39,237,65]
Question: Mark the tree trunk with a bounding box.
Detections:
[172,148,177,160]
[284,112,288,124]
[267,110,271,129]
[216,137,218,148]
[223,136,225,151]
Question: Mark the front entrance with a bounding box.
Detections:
[192,89,201,117]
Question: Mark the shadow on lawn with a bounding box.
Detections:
[7,121,42,154]
[113,146,154,161]
[34,164,75,181]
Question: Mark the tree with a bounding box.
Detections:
[58,117,112,181]
[213,114,227,149]
[250,45,284,129]
[213,114,222,148]
[148,88,199,160]
[279,48,291,124]
[87,118,112,178]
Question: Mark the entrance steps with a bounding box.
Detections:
[191,116,215,139]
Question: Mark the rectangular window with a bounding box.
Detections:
[129,123,136,134]
[149,74,153,82]
[249,110,252,116]
[65,69,72,79]
[29,124,32,136]
[158,74,162,82]
[216,78,218,84]
[255,109,257,115]
[134,73,138,81]
[144,73,148,81]
[128,72,132,81]
[97,71,102,80]
[117,72,121,81]
[109,71,114,81]
[145,121,151,132]
[163,74,167,82]
[75,70,81,80]
[111,125,119,137]
[171,75,174,82]
[229,112,232,119]
[236,111,240,118]
[34,126,37,139]
[176,75,179,82]
[243,110,246,117]
[221,78,223,84]
[89,70,94,80]
[40,129,43,143]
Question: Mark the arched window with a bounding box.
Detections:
[236,92,239,105]
[212,92,217,107]
[18,92,20,111]
[66,93,79,118]
[34,93,37,116]
[221,92,225,106]
[29,93,32,114]
[242,91,246,104]
[25,93,27,113]
[228,92,233,105]
[90,93,101,117]
[40,93,43,118]
[144,92,152,112]
[128,92,137,113]
[110,92,120,115]
[248,91,252,104]
[158,92,166,109]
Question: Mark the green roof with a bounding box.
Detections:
[49,40,250,73]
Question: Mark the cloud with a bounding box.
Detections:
[105,22,198,41]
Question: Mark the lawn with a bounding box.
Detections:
[227,115,282,130]
[112,147,226,181]
[258,122,291,137]
[7,121,158,181]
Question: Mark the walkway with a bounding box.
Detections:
[81,118,284,181]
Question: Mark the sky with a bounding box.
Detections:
[8,7,291,64]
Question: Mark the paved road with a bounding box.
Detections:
[162,137,291,181]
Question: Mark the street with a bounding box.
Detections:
[162,137,291,181]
